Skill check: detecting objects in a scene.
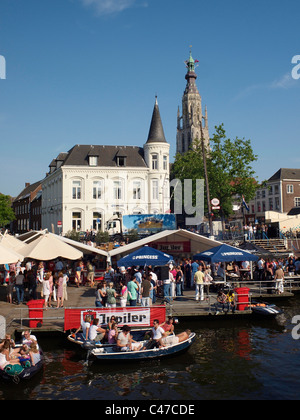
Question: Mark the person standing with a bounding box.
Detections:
[194,266,205,301]
[191,260,199,288]
[15,268,25,305]
[106,282,117,308]
[56,272,64,308]
[127,277,139,307]
[141,275,152,307]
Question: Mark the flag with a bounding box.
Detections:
[242,195,250,212]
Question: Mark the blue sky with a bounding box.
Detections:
[0,0,300,197]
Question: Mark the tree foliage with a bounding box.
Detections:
[171,124,258,219]
[0,194,15,228]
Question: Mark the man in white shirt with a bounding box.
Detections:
[150,319,167,348]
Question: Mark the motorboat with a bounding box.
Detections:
[87,332,196,362]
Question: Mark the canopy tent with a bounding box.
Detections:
[109,229,223,261]
[18,233,83,261]
[193,243,259,263]
[117,245,173,268]
[0,243,24,264]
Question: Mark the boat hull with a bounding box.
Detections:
[90,333,196,362]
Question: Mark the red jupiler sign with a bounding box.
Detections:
[64,306,166,331]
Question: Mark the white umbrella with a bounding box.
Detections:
[0,243,24,264]
[0,234,25,251]
[18,233,83,261]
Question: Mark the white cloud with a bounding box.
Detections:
[232,72,299,101]
[79,0,145,16]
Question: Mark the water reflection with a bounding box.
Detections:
[1,296,300,399]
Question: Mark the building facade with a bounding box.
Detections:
[176,50,209,155]
[41,99,170,235]
[249,169,300,222]
[12,181,42,233]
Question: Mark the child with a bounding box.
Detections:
[18,345,31,367]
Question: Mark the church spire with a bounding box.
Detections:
[176,48,209,155]
[146,96,167,144]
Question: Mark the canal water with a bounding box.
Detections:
[1,296,300,400]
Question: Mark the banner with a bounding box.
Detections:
[64,306,166,331]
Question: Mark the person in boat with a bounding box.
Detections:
[161,330,192,347]
[74,314,92,341]
[116,325,142,352]
[160,316,175,336]
[22,330,38,348]
[0,339,22,370]
[29,342,41,367]
[144,319,167,349]
[88,318,106,343]
[18,345,31,367]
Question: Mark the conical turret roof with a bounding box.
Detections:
[146,97,167,144]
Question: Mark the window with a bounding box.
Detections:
[163,155,168,171]
[93,212,102,231]
[113,180,123,200]
[152,154,158,170]
[287,185,294,194]
[275,197,280,210]
[257,202,261,212]
[117,156,126,167]
[152,179,159,200]
[269,198,273,211]
[295,198,300,207]
[133,180,142,200]
[72,212,82,231]
[274,185,279,195]
[269,186,273,195]
[93,181,103,200]
[89,156,98,166]
[72,180,81,200]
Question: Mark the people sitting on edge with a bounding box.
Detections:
[108,322,119,345]
[74,314,92,341]
[226,290,236,313]
[215,291,227,314]
[88,318,106,343]
[160,316,175,336]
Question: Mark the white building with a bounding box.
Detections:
[41,98,170,235]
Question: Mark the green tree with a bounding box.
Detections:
[0,194,15,228]
[171,124,258,220]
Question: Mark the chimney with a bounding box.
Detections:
[25,182,30,188]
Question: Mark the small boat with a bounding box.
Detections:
[0,349,44,384]
[87,332,196,362]
[248,302,283,318]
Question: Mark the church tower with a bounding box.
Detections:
[176,49,209,155]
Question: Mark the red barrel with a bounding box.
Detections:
[234,288,250,311]
[27,299,45,328]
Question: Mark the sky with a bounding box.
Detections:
[0,0,300,197]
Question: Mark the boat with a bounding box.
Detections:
[87,332,196,362]
[0,349,44,384]
[248,302,283,318]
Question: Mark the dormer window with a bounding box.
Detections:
[117,156,126,167]
[89,156,98,166]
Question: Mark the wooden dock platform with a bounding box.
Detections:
[1,282,288,337]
